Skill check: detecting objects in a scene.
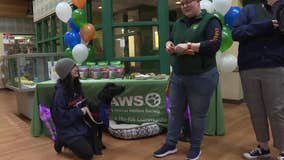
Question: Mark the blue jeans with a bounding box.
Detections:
[166,67,219,150]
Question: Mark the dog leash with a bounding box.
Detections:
[85,108,104,125]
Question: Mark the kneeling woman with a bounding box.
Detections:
[52,58,94,160]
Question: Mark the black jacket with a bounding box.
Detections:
[232,4,284,70]
[52,83,89,144]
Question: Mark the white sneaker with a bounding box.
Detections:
[186,150,202,160]
[278,154,284,160]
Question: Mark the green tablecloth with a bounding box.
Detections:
[31,78,225,137]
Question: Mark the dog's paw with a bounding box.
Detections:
[101,143,106,150]
[94,152,102,155]
[54,139,64,153]
[93,150,103,155]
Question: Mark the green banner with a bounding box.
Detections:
[82,79,169,127]
[31,78,225,137]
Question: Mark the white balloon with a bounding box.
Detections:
[213,0,232,15]
[219,54,238,72]
[72,44,89,64]
[55,2,72,23]
[201,0,214,13]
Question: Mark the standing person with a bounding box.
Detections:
[153,0,222,159]
[52,58,94,160]
[232,0,284,159]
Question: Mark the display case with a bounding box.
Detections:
[4,53,63,118]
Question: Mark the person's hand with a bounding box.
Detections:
[175,43,188,53]
[272,20,279,29]
[183,49,195,55]
[165,41,175,54]
[81,107,89,115]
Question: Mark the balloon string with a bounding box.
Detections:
[166,95,191,128]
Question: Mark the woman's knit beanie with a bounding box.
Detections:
[55,58,75,80]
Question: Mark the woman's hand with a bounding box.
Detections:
[81,107,89,115]
[165,41,176,54]
[175,43,188,53]
[183,49,195,55]
[272,20,279,29]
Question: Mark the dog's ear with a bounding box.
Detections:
[97,83,125,105]
[109,85,125,96]
[97,87,113,105]
[104,82,116,88]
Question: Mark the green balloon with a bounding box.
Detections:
[220,26,233,52]
[82,46,96,65]
[64,47,73,59]
[72,9,87,28]
[212,11,224,25]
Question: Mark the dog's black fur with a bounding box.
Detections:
[84,82,125,155]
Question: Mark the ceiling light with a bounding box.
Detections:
[176,1,181,5]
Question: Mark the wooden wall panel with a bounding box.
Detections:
[0,0,30,18]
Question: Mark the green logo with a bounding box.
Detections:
[192,24,199,30]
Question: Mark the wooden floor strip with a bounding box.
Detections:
[0,89,278,160]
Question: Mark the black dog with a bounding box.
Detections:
[84,82,125,155]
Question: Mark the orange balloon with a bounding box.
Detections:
[72,0,87,8]
[80,23,95,42]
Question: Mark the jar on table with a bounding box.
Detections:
[79,66,89,79]
[98,61,109,79]
[90,65,102,79]
[108,66,118,79]
[109,61,124,78]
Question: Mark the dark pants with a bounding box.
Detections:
[166,67,219,151]
[67,135,94,160]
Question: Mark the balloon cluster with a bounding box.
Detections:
[201,0,241,72]
[55,0,95,64]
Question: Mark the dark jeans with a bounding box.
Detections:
[166,67,219,151]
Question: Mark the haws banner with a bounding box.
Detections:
[33,0,73,22]
[110,92,168,127]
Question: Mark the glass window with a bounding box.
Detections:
[91,33,103,59]
[92,0,102,22]
[41,20,48,40]
[56,18,60,36]
[56,39,61,52]
[92,0,103,59]
[113,26,159,58]
[47,18,51,38]
[36,23,42,41]
[113,0,158,22]
[40,22,44,41]
[37,44,42,52]
[168,0,183,22]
